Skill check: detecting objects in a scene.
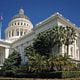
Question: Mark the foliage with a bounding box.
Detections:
[25,47,76,73]
[2,50,21,76]
[64,26,77,54]
[3,50,21,67]
[33,26,76,56]
[1,25,77,78]
[33,26,66,56]
[46,53,76,71]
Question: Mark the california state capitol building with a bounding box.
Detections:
[0,8,80,66]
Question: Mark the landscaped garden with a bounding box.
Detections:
[1,26,80,79]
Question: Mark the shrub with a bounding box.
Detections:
[62,71,80,78]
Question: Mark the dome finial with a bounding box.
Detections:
[19,8,24,15]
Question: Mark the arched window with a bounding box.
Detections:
[12,30,14,36]
[27,24,28,26]
[18,22,19,25]
[15,23,16,25]
[17,31,19,36]
[9,31,11,37]
[20,31,23,36]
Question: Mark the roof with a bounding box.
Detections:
[12,9,29,20]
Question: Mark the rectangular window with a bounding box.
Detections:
[71,47,73,56]
[12,30,14,36]
[20,32,23,36]
[17,31,19,36]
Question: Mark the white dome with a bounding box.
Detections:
[5,9,33,42]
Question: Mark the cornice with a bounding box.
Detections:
[0,39,11,46]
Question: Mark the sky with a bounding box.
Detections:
[0,0,80,39]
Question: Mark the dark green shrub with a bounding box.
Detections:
[61,71,80,78]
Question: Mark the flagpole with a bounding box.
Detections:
[0,16,3,39]
[0,21,2,39]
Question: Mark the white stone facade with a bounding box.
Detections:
[0,9,80,65]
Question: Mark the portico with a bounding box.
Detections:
[0,40,10,66]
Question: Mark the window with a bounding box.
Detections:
[15,23,16,25]
[20,31,23,36]
[76,49,79,59]
[12,30,14,36]
[27,24,28,26]
[21,22,23,25]
[71,47,73,56]
[17,31,19,36]
[18,22,19,25]
[9,31,11,37]
[24,32,26,34]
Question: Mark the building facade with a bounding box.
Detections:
[0,9,80,65]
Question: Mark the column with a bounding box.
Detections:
[19,45,26,64]
[2,48,5,64]
[23,29,24,35]
[8,31,9,38]
[5,47,10,58]
[11,30,12,37]
[14,28,16,36]
[74,40,77,60]
[19,28,20,37]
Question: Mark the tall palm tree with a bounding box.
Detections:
[52,26,66,53]
[64,26,77,55]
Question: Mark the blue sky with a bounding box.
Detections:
[0,0,80,38]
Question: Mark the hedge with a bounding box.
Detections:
[62,71,80,78]
[0,78,79,80]
[13,71,80,78]
[2,71,80,78]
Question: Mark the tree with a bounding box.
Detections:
[52,26,66,53]
[2,50,21,76]
[64,26,77,55]
[25,46,47,73]
[33,26,66,56]
[3,50,21,67]
[47,53,76,71]
[33,30,53,56]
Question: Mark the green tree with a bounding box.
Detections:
[52,26,66,53]
[2,50,21,76]
[47,53,76,71]
[3,50,21,67]
[25,47,47,73]
[33,26,66,56]
[64,26,77,55]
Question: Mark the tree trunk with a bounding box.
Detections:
[67,44,69,55]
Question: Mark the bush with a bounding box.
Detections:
[62,71,80,78]
[4,71,80,78]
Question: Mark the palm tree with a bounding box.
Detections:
[47,53,76,71]
[64,26,77,55]
[52,26,66,53]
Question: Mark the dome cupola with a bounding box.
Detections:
[19,9,24,15]
[5,9,33,42]
[12,9,29,20]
